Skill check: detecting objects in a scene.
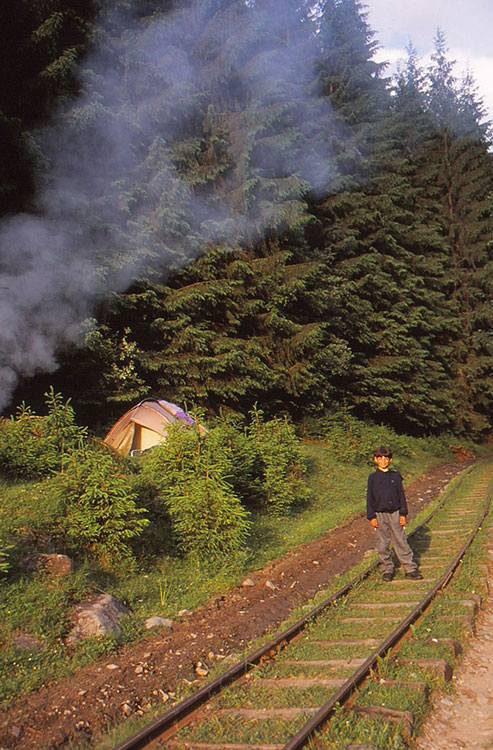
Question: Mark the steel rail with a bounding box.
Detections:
[283,484,491,750]
[113,563,378,750]
[113,465,476,750]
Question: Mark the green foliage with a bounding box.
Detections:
[0,408,144,569]
[205,412,264,507]
[246,406,312,514]
[55,447,149,568]
[140,422,251,560]
[0,0,95,124]
[169,468,251,559]
[0,0,97,216]
[0,389,87,480]
[5,0,493,440]
[303,409,451,465]
[0,391,313,568]
[0,432,478,709]
[139,407,312,559]
[123,470,176,557]
[93,326,148,404]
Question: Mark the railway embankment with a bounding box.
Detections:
[109,461,493,750]
[0,458,489,750]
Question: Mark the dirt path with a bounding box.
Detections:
[412,532,493,750]
[0,460,475,749]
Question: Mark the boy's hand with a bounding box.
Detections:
[370,518,378,528]
[399,515,407,526]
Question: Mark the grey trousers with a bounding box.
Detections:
[374,511,417,574]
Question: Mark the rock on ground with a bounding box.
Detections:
[66,594,131,645]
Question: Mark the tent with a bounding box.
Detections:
[103,399,205,456]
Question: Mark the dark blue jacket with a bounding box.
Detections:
[366,469,408,520]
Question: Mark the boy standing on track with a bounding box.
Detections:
[366,446,423,582]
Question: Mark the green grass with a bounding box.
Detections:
[257,660,355,679]
[276,639,370,661]
[354,680,429,718]
[398,639,460,662]
[214,682,335,709]
[375,657,450,692]
[314,704,410,749]
[350,589,423,603]
[177,712,311,744]
[341,604,417,618]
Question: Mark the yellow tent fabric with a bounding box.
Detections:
[103,399,203,456]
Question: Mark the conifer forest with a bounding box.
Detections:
[1,0,492,438]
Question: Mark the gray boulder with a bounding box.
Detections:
[66,594,131,645]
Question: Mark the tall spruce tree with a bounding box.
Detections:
[386,45,459,431]
[311,2,463,431]
[422,31,493,434]
[312,1,412,424]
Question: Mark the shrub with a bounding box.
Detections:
[55,447,149,568]
[0,389,87,480]
[169,467,251,559]
[125,471,176,558]
[0,478,66,561]
[140,423,250,560]
[246,407,312,514]
[303,410,410,465]
[203,413,264,508]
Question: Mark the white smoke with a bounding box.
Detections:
[0,0,334,412]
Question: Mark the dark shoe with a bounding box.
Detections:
[382,572,394,582]
[405,570,423,580]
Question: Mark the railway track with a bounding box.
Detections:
[114,462,492,750]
